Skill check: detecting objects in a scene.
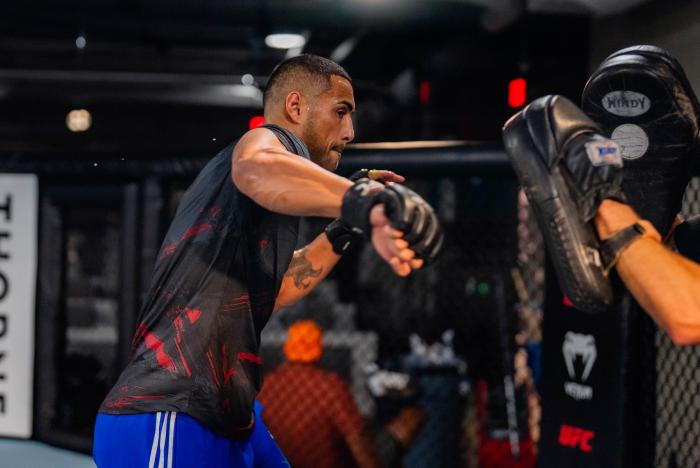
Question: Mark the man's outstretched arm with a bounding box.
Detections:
[232,127,351,218]
[274,206,417,311]
[234,128,427,277]
[596,199,700,345]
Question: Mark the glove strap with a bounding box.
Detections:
[324,219,358,255]
[600,222,647,274]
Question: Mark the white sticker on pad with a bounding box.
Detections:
[602,91,650,117]
[585,139,623,167]
[611,124,649,160]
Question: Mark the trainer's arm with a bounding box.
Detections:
[596,199,700,345]
[232,127,352,218]
[273,233,340,312]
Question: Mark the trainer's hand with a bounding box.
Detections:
[370,205,424,276]
[594,199,644,240]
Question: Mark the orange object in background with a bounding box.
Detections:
[283,320,323,363]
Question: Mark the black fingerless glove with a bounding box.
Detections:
[324,170,391,255]
[340,178,386,238]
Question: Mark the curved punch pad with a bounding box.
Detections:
[503,95,615,314]
[582,45,699,235]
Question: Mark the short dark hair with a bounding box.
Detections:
[263,54,352,110]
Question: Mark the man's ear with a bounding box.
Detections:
[285,91,304,124]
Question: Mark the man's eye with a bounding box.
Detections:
[337,110,346,118]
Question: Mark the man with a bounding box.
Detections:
[93,54,442,467]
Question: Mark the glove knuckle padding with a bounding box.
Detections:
[503,95,622,313]
[340,178,385,238]
[381,184,415,230]
[381,184,443,264]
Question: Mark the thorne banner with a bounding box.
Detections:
[0,174,38,438]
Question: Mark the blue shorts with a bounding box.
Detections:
[93,402,289,468]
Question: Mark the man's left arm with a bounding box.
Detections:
[273,233,341,312]
[274,170,414,311]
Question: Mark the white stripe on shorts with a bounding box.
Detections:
[167,412,177,468]
[148,412,162,468]
[158,411,168,468]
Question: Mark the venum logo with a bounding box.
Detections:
[562,332,596,401]
[601,91,650,117]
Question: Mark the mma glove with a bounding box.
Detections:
[339,178,444,265]
[325,169,378,255]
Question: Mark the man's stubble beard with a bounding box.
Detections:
[301,120,339,171]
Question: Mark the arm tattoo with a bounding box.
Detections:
[286,247,323,290]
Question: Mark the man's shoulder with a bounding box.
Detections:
[232,126,286,155]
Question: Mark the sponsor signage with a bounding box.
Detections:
[0,174,38,438]
[538,272,625,468]
[562,332,596,401]
[559,424,595,452]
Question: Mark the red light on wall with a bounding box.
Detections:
[508,78,527,108]
[419,81,430,105]
[249,116,265,130]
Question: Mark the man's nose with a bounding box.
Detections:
[342,118,355,143]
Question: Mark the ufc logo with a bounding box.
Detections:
[558,424,595,452]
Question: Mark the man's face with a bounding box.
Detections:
[301,75,356,171]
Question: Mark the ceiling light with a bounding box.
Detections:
[66,109,91,132]
[265,33,306,50]
[75,35,87,49]
[241,74,255,86]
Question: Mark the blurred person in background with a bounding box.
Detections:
[258,320,425,468]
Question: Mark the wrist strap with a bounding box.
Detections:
[325,219,358,255]
[600,222,647,274]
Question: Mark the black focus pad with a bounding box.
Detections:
[503,95,624,314]
[675,215,700,263]
[582,45,699,236]
[379,183,443,265]
[562,133,627,222]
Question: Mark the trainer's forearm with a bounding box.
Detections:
[617,238,700,343]
[596,200,700,344]
[233,146,352,218]
[273,233,341,312]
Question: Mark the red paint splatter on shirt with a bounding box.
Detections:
[144,332,177,373]
[186,307,201,324]
[238,352,262,365]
